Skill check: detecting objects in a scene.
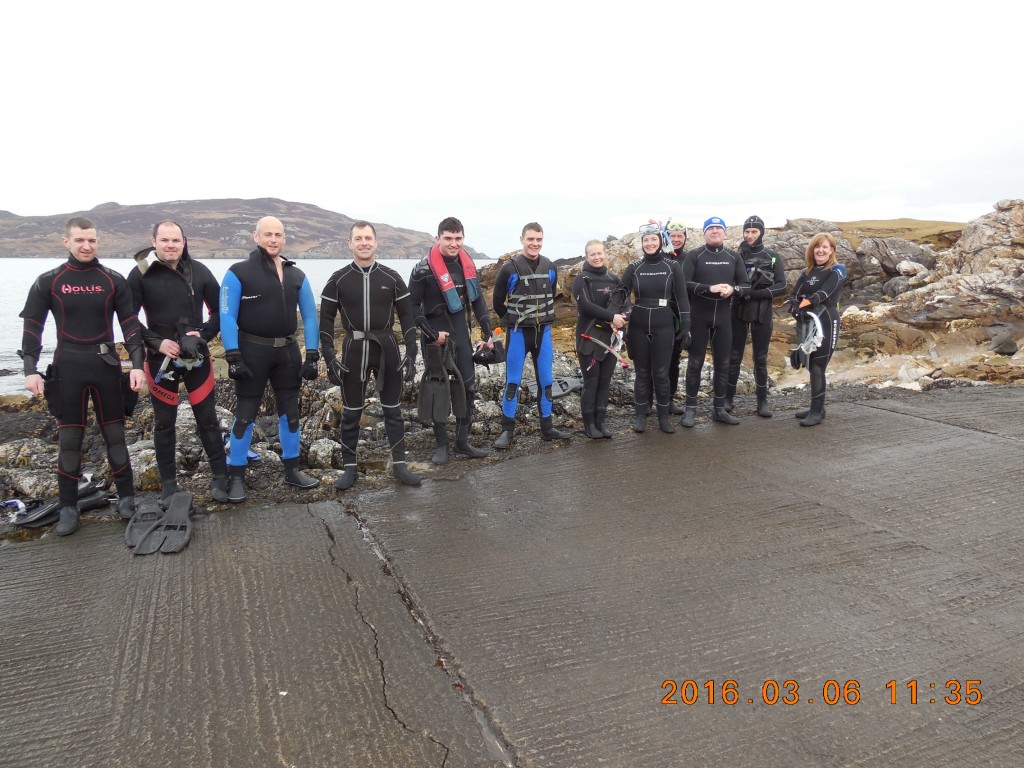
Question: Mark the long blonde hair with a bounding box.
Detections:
[805,232,838,273]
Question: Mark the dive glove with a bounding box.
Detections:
[301,350,320,381]
[225,350,253,380]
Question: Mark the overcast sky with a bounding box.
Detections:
[5,0,1020,260]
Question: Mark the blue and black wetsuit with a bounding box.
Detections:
[492,253,558,427]
[128,248,226,486]
[220,247,319,468]
[20,257,145,507]
[683,245,749,410]
[319,260,417,473]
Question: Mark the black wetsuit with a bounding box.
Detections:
[572,263,627,429]
[727,244,788,404]
[220,248,319,467]
[319,261,417,471]
[620,253,690,413]
[127,251,226,486]
[790,264,843,414]
[683,245,748,409]
[20,257,145,507]
[667,245,688,400]
[409,252,492,420]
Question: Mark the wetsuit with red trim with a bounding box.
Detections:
[127,248,226,490]
[20,257,145,508]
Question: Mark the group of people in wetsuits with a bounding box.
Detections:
[19,213,842,537]
[573,216,844,436]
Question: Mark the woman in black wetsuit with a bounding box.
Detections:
[789,232,844,427]
[572,240,627,439]
[620,223,690,434]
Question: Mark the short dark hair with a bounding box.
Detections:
[65,217,96,236]
[521,222,543,237]
[437,217,464,237]
[350,220,376,238]
[152,219,183,238]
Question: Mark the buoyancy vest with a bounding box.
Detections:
[505,254,556,328]
[427,245,480,313]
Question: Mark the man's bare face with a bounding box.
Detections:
[64,227,98,263]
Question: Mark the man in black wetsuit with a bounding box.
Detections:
[408,217,492,464]
[20,217,146,536]
[128,220,228,506]
[220,216,321,502]
[681,217,749,427]
[319,221,421,490]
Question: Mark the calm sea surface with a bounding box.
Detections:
[0,257,495,395]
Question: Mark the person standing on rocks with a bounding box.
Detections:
[219,216,321,502]
[319,221,421,490]
[621,223,690,434]
[409,217,492,464]
[572,240,628,438]
[725,215,788,418]
[491,222,571,448]
[19,217,146,535]
[789,232,844,426]
[665,220,690,414]
[128,221,229,506]
[681,217,749,427]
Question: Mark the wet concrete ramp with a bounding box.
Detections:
[354,387,1024,767]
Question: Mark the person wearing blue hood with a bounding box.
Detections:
[681,217,749,426]
[726,215,789,417]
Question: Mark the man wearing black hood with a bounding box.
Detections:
[128,220,228,505]
[726,215,789,417]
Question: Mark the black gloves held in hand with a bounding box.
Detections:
[225,350,253,380]
[301,350,320,381]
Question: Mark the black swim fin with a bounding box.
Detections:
[124,500,164,550]
[418,344,452,422]
[14,499,61,529]
[132,492,194,556]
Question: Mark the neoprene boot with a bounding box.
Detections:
[795,407,826,420]
[594,409,613,438]
[210,475,229,502]
[159,478,178,510]
[55,506,80,536]
[723,397,735,413]
[724,383,737,413]
[633,405,648,433]
[494,418,515,450]
[116,496,137,521]
[756,396,773,418]
[582,413,603,439]
[656,405,676,434]
[453,419,489,458]
[680,406,696,428]
[393,463,422,486]
[283,458,318,489]
[713,407,741,425]
[800,409,824,427]
[227,465,247,503]
[431,422,450,465]
[669,401,686,415]
[335,464,358,490]
[540,416,571,441]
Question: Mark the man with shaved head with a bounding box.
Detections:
[219,216,321,501]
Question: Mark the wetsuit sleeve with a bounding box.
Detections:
[113,275,146,369]
[806,269,843,307]
[492,262,514,322]
[469,288,492,338]
[789,274,808,309]
[297,276,319,352]
[408,262,429,324]
[750,254,789,301]
[549,267,560,300]
[318,273,341,362]
[18,274,50,374]
[127,267,165,354]
[732,254,750,294]
[220,268,242,352]
[619,262,637,302]
[393,276,417,356]
[672,261,691,335]
[200,268,221,341]
[573,274,616,323]
[682,251,711,297]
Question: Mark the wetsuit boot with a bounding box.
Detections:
[656,404,676,434]
[633,404,648,433]
[210,475,229,502]
[335,465,358,490]
[431,422,450,465]
[724,383,736,414]
[283,458,318,489]
[713,407,741,425]
[55,506,80,536]
[800,407,824,427]
[794,407,826,420]
[453,418,489,458]
[540,416,571,441]
[582,412,603,439]
[384,406,421,486]
[756,393,773,418]
[159,477,178,510]
[116,496,137,521]
[669,401,686,415]
[494,418,515,450]
[681,397,697,428]
[227,465,247,503]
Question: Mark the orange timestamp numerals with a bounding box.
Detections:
[660,679,983,706]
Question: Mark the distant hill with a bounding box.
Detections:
[0,198,482,260]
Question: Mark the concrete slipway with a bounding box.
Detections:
[2,386,1022,767]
